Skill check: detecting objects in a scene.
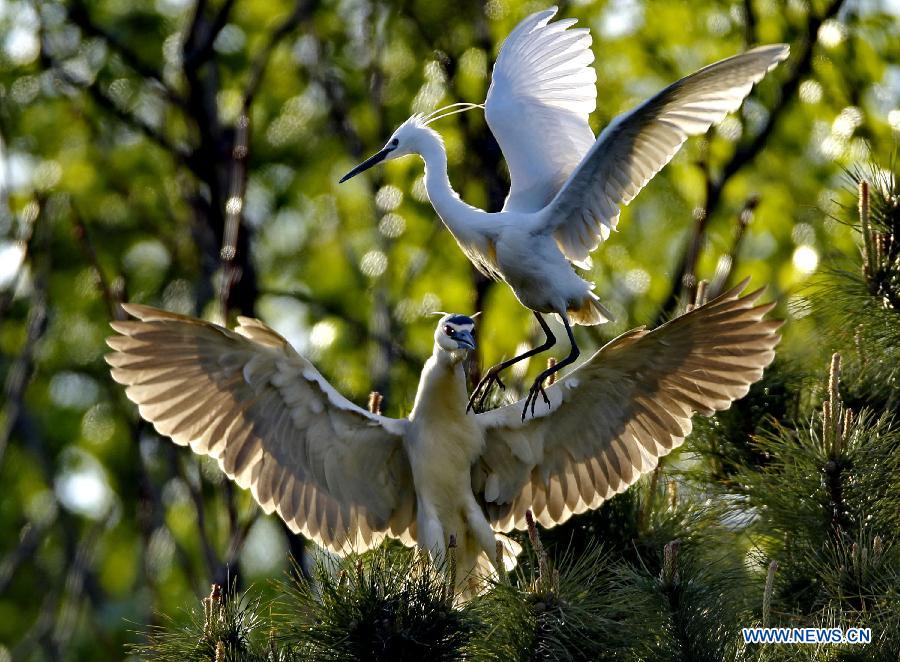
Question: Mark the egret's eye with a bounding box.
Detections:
[443,325,455,337]
[390,138,399,147]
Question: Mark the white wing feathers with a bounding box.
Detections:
[543,44,790,266]
[472,279,781,531]
[486,7,597,215]
[106,305,416,554]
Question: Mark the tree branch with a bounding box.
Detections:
[742,0,758,47]
[0,272,47,468]
[66,0,188,111]
[176,453,221,582]
[241,0,315,113]
[709,195,759,297]
[0,197,39,321]
[46,57,194,166]
[0,518,54,594]
[71,209,127,321]
[182,0,238,69]
[216,114,250,323]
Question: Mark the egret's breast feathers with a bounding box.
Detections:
[457,236,502,281]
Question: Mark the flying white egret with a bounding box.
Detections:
[106,281,779,596]
[339,6,789,418]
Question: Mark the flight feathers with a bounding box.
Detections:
[475,278,781,532]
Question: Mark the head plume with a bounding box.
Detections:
[419,102,484,126]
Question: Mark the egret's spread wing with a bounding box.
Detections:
[486,7,596,216]
[106,305,416,554]
[473,281,781,531]
[542,45,789,267]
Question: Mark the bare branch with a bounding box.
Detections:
[241,0,314,113]
[180,0,261,317]
[183,0,238,69]
[181,0,226,201]
[0,273,48,468]
[71,209,127,321]
[0,519,54,593]
[720,0,844,187]
[224,511,260,568]
[216,114,250,323]
[709,195,759,297]
[36,0,191,164]
[66,0,188,111]
[45,58,194,165]
[0,197,39,321]
[176,453,221,581]
[70,216,203,592]
[48,522,106,651]
[742,0,758,47]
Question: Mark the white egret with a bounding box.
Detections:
[106,281,779,596]
[340,6,789,418]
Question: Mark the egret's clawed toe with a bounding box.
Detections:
[522,377,552,421]
[467,366,506,414]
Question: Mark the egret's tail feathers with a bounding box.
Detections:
[568,293,615,326]
[455,534,523,602]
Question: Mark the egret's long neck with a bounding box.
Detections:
[409,349,468,421]
[418,131,491,242]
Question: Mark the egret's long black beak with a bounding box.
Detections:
[339,147,392,183]
[455,330,476,351]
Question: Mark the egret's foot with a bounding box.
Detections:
[521,377,551,421]
[467,366,507,413]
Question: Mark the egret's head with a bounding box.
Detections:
[433,313,477,356]
[339,104,482,183]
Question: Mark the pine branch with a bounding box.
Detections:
[471,533,616,661]
[130,582,275,661]
[276,547,479,660]
[809,162,899,404]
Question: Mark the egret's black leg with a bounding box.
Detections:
[467,312,556,413]
[522,316,579,420]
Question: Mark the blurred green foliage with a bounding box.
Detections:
[0,0,897,659]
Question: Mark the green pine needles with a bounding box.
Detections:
[734,353,900,659]
[127,583,276,661]
[812,167,899,408]
[469,511,617,660]
[276,546,479,661]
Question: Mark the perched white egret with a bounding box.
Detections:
[340,6,789,418]
[106,281,779,596]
